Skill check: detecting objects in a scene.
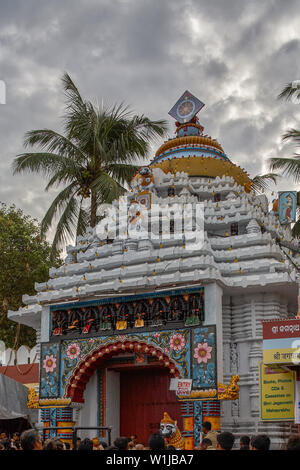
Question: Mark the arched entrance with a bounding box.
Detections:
[65,340,182,445]
[119,366,183,445]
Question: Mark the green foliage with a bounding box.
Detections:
[13,73,168,257]
[0,203,62,348]
[277,81,300,102]
[251,173,278,194]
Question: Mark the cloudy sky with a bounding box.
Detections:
[0,0,300,243]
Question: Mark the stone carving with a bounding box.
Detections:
[246,219,261,234]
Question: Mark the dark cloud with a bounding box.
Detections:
[0,0,299,244]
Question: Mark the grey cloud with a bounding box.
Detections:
[0,0,299,243]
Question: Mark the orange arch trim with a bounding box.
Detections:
[65,340,181,403]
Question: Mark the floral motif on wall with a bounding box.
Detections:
[66,343,81,360]
[169,333,186,352]
[194,342,212,364]
[192,327,216,390]
[43,354,57,373]
[40,343,60,399]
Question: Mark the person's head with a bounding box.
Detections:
[240,435,250,448]
[131,434,138,444]
[134,444,145,450]
[202,421,212,434]
[43,438,65,451]
[200,438,212,450]
[0,432,7,439]
[54,439,65,451]
[20,429,42,451]
[114,437,129,450]
[12,432,20,441]
[250,434,270,451]
[286,435,300,450]
[216,432,235,451]
[97,440,108,450]
[1,438,11,450]
[148,433,165,450]
[127,440,135,450]
[78,438,93,451]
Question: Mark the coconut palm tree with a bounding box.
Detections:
[13,73,168,257]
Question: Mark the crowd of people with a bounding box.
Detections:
[1,422,300,451]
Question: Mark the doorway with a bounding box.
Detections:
[119,367,182,446]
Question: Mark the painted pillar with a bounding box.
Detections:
[181,402,195,449]
[40,407,74,446]
[202,400,221,431]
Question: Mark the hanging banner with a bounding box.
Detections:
[278,191,297,225]
[259,363,295,421]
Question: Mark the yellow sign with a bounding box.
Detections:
[263,348,300,365]
[259,363,295,421]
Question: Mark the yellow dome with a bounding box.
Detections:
[151,156,253,192]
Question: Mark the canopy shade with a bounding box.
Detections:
[0,374,37,422]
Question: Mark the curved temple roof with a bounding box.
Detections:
[148,121,252,191]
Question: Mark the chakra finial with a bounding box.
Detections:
[168,90,205,124]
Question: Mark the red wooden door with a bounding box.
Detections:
[119,367,182,446]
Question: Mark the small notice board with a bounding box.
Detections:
[259,362,295,421]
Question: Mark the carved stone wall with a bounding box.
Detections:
[221,292,295,447]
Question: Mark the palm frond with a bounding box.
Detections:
[269,157,300,182]
[76,202,89,238]
[50,195,79,257]
[292,217,300,238]
[278,82,300,102]
[282,128,300,146]
[23,129,87,162]
[251,173,279,193]
[106,163,140,185]
[44,166,81,191]
[90,171,126,204]
[12,152,65,176]
[61,72,85,111]
[41,182,79,236]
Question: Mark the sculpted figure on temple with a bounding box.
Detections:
[99,306,112,331]
[159,412,185,450]
[131,166,156,194]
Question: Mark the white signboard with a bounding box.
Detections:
[176,379,193,396]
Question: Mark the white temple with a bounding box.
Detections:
[8,91,299,448]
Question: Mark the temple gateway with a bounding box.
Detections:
[8,91,298,448]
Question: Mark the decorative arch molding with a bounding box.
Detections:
[65,339,181,403]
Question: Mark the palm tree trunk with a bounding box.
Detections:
[90,189,97,227]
